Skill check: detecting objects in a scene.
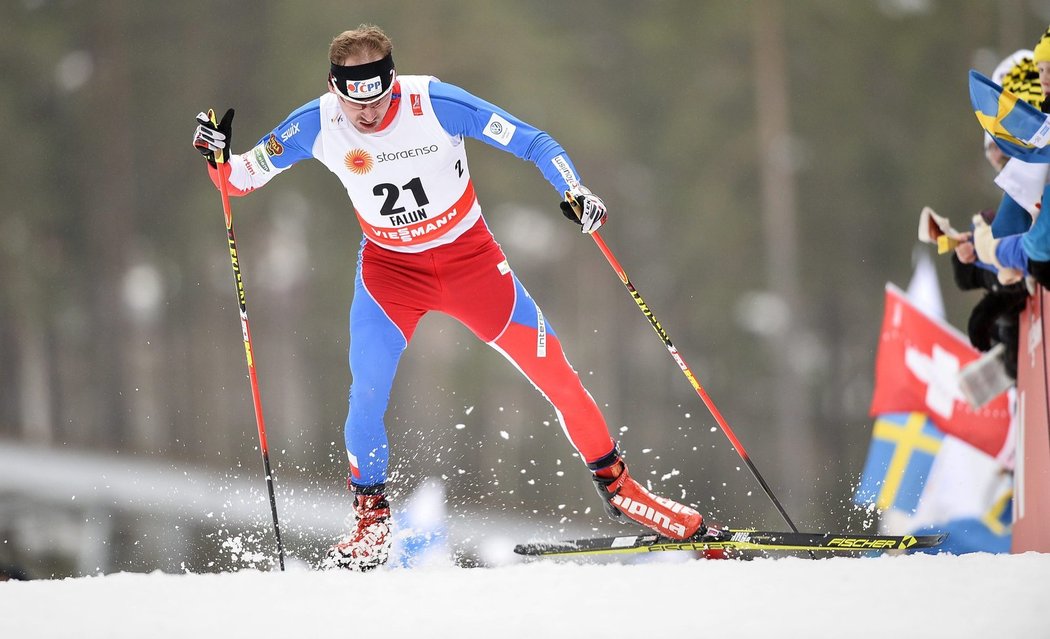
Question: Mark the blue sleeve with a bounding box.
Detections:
[429,80,581,195]
[1022,183,1050,261]
[255,99,322,170]
[995,234,1030,274]
[991,193,1032,238]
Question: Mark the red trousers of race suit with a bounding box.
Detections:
[344,217,615,486]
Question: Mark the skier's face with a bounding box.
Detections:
[336,90,394,134]
[332,54,395,134]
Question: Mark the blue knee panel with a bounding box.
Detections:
[508,276,558,339]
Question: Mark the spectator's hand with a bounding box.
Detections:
[560,186,608,234]
[973,214,1023,284]
[954,232,976,264]
[193,108,235,167]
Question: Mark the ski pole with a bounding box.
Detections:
[209,109,286,570]
[584,222,802,534]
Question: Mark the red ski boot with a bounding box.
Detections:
[695,521,735,560]
[592,457,704,540]
[324,489,392,571]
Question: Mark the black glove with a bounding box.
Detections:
[192,108,235,167]
[560,200,581,225]
[559,186,608,234]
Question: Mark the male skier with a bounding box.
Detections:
[193,24,714,571]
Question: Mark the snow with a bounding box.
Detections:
[1,552,1046,638]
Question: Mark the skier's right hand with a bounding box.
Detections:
[193,108,235,167]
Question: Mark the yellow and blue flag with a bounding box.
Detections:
[854,412,945,513]
[910,488,1013,555]
[970,70,1050,162]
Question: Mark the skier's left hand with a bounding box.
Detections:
[560,186,608,234]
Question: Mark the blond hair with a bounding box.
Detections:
[329,24,393,64]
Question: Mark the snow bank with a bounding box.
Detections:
[1,552,1046,638]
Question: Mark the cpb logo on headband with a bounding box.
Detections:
[331,53,395,103]
[344,77,384,100]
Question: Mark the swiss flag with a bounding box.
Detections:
[869,284,1010,457]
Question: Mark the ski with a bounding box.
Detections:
[514,529,948,557]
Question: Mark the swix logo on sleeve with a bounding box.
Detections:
[280,121,300,142]
[483,113,516,146]
[411,94,423,116]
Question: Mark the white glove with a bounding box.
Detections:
[972,214,1023,285]
[562,186,608,234]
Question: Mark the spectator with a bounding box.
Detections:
[952,211,1028,382]
[983,30,1050,287]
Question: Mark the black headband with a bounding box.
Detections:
[330,53,395,103]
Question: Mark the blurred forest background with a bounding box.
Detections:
[2,0,1047,576]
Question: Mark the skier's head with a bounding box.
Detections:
[328,25,397,134]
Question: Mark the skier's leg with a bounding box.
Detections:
[482,276,705,540]
[344,285,409,488]
[343,241,435,488]
[435,223,706,540]
[487,277,616,462]
[436,240,615,461]
[327,245,437,571]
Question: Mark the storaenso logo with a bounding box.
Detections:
[376,145,440,163]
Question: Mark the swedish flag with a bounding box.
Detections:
[970,70,1050,161]
[854,412,944,513]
